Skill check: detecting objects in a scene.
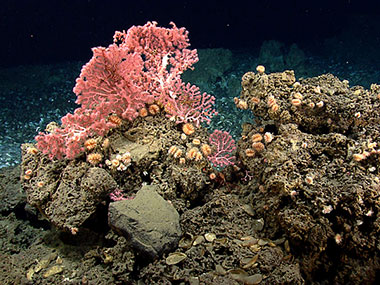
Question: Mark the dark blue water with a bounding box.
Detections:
[1,0,380,167]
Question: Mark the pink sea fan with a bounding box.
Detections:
[36,21,217,160]
[164,81,218,127]
[74,45,154,122]
[207,130,236,168]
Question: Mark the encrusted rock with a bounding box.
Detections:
[21,150,118,231]
[237,70,380,283]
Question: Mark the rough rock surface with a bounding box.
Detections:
[21,147,118,232]
[237,69,380,283]
[140,188,304,284]
[108,184,181,259]
[20,113,216,232]
[0,165,25,213]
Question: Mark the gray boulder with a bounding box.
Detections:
[108,185,181,259]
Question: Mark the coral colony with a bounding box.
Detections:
[22,21,238,236]
[207,130,236,168]
[35,21,228,164]
[19,21,380,283]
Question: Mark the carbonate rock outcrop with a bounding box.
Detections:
[21,144,118,232]
[236,68,380,283]
[20,112,219,233]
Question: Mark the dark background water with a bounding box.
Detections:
[1,0,380,67]
[1,0,380,168]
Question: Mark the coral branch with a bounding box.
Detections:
[207,130,236,168]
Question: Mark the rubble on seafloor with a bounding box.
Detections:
[0,68,377,284]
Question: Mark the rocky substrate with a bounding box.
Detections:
[236,68,380,283]
[1,165,303,284]
[0,69,379,284]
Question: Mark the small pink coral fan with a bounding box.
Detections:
[207,129,236,168]
[36,21,217,159]
[109,189,128,201]
[165,82,218,127]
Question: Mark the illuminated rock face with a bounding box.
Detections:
[108,184,181,259]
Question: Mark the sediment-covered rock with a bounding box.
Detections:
[108,185,181,259]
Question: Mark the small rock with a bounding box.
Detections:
[252,218,264,232]
[243,273,263,284]
[165,252,187,265]
[43,265,64,278]
[204,233,216,242]
[193,235,205,246]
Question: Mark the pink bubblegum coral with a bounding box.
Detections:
[207,130,236,168]
[73,46,153,122]
[163,81,218,127]
[36,21,217,160]
[35,109,116,159]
